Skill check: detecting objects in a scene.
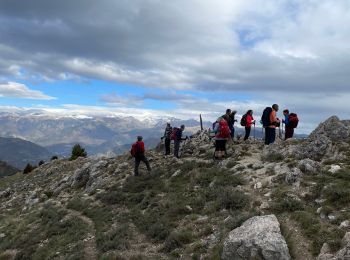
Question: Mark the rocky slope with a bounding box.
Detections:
[1,116,350,259]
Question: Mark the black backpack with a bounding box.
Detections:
[261,107,272,127]
[240,114,247,126]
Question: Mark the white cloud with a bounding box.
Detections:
[0,81,55,100]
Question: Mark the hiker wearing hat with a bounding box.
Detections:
[161,122,172,155]
[130,136,151,176]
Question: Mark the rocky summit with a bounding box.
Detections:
[1,116,350,259]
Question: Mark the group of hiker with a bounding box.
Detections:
[131,104,299,174]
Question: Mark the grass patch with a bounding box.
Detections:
[292,211,345,255]
[163,230,193,252]
[1,204,88,259]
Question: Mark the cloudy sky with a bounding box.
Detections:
[0,0,350,133]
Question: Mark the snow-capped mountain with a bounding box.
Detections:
[0,110,209,157]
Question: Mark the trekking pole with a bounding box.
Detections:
[254,122,256,140]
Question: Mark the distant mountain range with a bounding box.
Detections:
[0,160,19,177]
[0,137,51,169]
[0,111,210,157]
[0,111,307,163]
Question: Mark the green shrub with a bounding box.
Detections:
[217,188,250,211]
[50,155,58,161]
[163,231,193,252]
[23,163,35,174]
[96,224,131,252]
[70,144,87,160]
[323,183,350,207]
[38,160,45,166]
[272,197,304,213]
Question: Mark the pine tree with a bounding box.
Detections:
[70,144,87,160]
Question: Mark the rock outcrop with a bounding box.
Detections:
[317,232,350,260]
[222,215,291,260]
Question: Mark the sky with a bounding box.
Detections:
[0,0,350,133]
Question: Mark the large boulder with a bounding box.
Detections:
[222,215,291,260]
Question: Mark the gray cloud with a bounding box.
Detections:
[0,0,350,133]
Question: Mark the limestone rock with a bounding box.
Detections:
[317,232,350,260]
[298,159,321,174]
[71,163,91,189]
[222,215,291,260]
[310,116,350,142]
[329,165,341,174]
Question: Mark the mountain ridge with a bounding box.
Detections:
[1,116,348,259]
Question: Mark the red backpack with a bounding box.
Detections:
[217,120,230,138]
[130,142,139,157]
[170,127,179,140]
[288,113,299,128]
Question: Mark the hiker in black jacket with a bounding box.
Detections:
[162,123,172,155]
[174,125,187,158]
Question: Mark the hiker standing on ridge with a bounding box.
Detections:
[222,109,235,141]
[213,117,231,159]
[229,110,237,140]
[242,110,255,141]
[173,125,187,158]
[262,104,280,145]
[282,109,299,140]
[161,122,172,155]
[131,136,151,176]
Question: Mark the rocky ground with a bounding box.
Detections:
[1,116,350,259]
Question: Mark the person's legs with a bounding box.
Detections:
[285,127,293,139]
[142,156,151,172]
[269,128,276,144]
[134,158,141,176]
[215,140,220,158]
[244,127,251,141]
[222,140,227,157]
[165,138,171,155]
[264,128,269,145]
[174,140,180,158]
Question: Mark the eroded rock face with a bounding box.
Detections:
[222,215,291,260]
[310,116,350,142]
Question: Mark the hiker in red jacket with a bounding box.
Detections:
[244,110,255,141]
[131,136,151,176]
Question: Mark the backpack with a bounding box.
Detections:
[217,120,230,138]
[240,114,247,126]
[261,107,272,127]
[130,142,142,157]
[170,127,179,140]
[288,113,299,128]
[165,126,172,139]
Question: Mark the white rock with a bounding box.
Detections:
[340,220,350,229]
[329,165,341,174]
[254,182,262,190]
[222,215,291,260]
